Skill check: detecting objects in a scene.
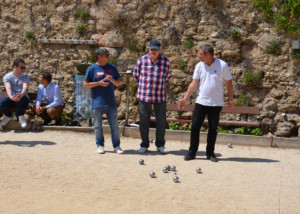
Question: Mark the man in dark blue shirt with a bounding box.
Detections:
[84,47,124,154]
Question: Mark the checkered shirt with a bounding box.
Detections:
[133,54,171,103]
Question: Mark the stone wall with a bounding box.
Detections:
[0,0,299,137]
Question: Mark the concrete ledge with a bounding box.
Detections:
[216,133,272,147]
[32,125,300,149]
[272,137,300,149]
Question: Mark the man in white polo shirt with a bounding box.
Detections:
[178,44,235,162]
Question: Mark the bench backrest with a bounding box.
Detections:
[160,103,260,115]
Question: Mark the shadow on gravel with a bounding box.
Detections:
[1,141,56,147]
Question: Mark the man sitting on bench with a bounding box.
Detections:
[0,59,30,128]
[33,72,64,126]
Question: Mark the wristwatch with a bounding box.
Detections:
[228,100,234,104]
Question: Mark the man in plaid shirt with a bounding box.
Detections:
[133,40,171,154]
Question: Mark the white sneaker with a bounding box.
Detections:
[18,116,27,128]
[138,147,148,153]
[157,146,169,154]
[114,146,124,154]
[97,146,105,154]
[0,116,13,126]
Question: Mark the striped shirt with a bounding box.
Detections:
[133,54,171,103]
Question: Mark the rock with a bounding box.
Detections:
[274,122,296,137]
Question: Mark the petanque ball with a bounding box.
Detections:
[139,159,144,165]
[170,166,176,171]
[149,172,155,178]
[165,165,170,171]
[227,143,233,148]
[162,167,168,173]
[173,176,179,183]
[196,167,201,173]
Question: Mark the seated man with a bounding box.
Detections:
[0,59,30,128]
[33,72,64,125]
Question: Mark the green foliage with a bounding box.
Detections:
[235,94,254,106]
[252,0,300,35]
[76,24,86,34]
[61,113,71,124]
[88,51,97,62]
[129,82,138,98]
[292,49,300,59]
[242,70,263,85]
[129,41,141,52]
[168,122,179,130]
[235,127,262,136]
[228,26,241,38]
[178,59,187,69]
[217,127,231,134]
[24,31,36,45]
[183,124,192,131]
[183,40,194,49]
[74,8,90,20]
[266,40,281,54]
[108,56,117,65]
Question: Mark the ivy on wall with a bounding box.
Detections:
[253,0,300,36]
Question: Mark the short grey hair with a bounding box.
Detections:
[200,44,214,56]
[95,47,109,57]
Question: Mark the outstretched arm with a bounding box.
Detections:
[177,79,199,109]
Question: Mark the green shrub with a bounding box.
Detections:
[88,51,97,62]
[74,8,90,20]
[235,94,254,106]
[235,127,262,136]
[183,124,192,131]
[217,127,231,134]
[129,41,140,52]
[183,40,194,49]
[108,55,117,65]
[228,26,241,38]
[24,31,36,45]
[242,70,263,85]
[266,40,281,54]
[169,122,179,130]
[76,24,86,34]
[178,59,187,69]
[253,0,300,34]
[292,49,300,59]
[129,82,138,98]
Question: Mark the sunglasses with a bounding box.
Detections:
[20,66,26,70]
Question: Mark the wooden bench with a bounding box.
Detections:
[151,103,260,127]
[0,92,37,115]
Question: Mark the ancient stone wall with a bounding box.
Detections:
[0,0,299,137]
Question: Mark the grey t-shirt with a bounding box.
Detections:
[3,72,30,97]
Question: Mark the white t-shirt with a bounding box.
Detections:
[193,57,232,106]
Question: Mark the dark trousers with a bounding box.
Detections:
[0,96,29,117]
[139,100,166,148]
[189,103,222,156]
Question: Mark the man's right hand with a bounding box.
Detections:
[177,98,187,110]
[36,105,44,114]
[98,79,110,87]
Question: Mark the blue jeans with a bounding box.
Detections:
[93,107,120,148]
[0,96,29,117]
[139,100,166,148]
